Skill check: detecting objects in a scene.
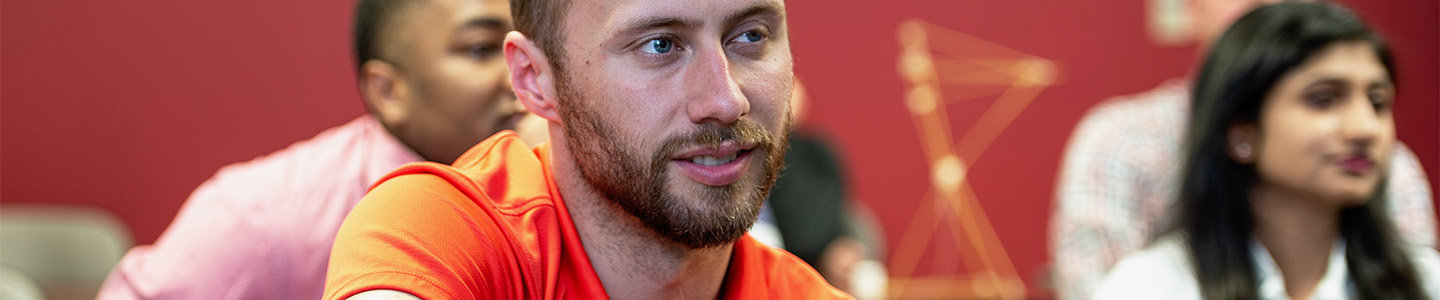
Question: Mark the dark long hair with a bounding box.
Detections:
[1176,2,1422,299]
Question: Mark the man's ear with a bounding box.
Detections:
[359,60,411,129]
[505,31,562,123]
[1226,123,1259,164]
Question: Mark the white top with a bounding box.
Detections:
[1092,234,1440,300]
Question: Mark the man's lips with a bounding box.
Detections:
[669,140,755,159]
[670,141,757,186]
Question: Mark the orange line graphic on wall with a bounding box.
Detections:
[889,18,1056,300]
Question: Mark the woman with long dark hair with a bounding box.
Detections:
[1092,2,1439,299]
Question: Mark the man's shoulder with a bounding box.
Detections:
[1059,80,1190,181]
[326,133,564,300]
[202,116,404,197]
[1075,80,1189,137]
[347,131,562,254]
[726,236,852,299]
[379,131,555,211]
[173,116,410,225]
[327,170,531,300]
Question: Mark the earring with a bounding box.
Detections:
[1235,142,1251,159]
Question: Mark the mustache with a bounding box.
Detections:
[653,120,774,160]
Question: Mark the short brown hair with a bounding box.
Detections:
[511,0,573,71]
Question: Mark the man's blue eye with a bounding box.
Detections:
[739,31,763,42]
[642,39,674,54]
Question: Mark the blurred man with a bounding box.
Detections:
[98,0,540,298]
[322,0,849,298]
[1049,0,1436,299]
[764,78,886,299]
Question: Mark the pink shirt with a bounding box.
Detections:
[98,116,422,300]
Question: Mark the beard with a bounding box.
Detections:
[555,76,790,250]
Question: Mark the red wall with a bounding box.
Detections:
[3,0,363,246]
[3,0,1435,297]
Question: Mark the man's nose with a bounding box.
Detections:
[685,46,749,125]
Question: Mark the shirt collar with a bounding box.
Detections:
[1249,237,1353,300]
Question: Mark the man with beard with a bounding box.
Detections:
[322,0,848,299]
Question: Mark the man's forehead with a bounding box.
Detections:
[414,0,512,29]
[571,0,784,34]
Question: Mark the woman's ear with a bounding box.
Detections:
[359,60,411,129]
[1226,124,1258,164]
[505,31,562,123]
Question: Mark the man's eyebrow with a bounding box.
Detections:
[458,17,510,31]
[617,17,698,36]
[722,2,784,26]
[613,2,785,37]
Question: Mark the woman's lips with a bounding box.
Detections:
[1340,155,1375,175]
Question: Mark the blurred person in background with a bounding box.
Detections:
[761,78,888,299]
[1048,0,1436,298]
[1093,3,1438,298]
[97,0,543,298]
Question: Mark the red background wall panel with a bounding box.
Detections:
[3,0,1434,296]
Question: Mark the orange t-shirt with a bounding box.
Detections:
[323,131,850,299]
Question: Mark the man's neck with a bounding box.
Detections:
[1249,184,1340,300]
[548,136,734,300]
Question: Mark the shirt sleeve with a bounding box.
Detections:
[1050,102,1154,300]
[322,173,524,300]
[1385,143,1437,248]
[97,172,279,300]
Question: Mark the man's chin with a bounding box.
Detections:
[648,182,763,244]
[663,180,744,210]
